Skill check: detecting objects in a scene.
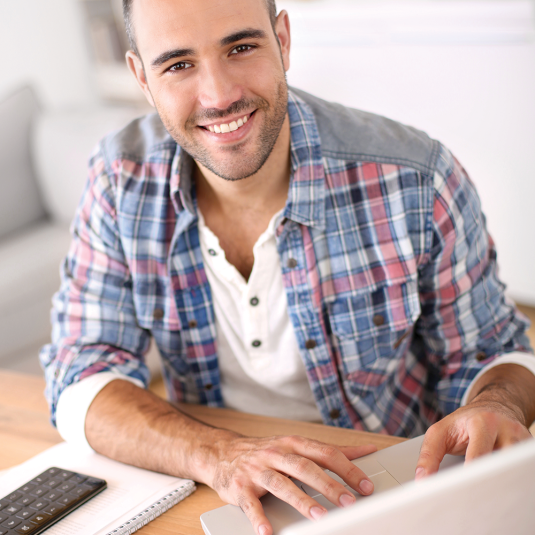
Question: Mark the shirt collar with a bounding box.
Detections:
[169,88,326,230]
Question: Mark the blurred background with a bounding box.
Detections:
[0,0,534,379]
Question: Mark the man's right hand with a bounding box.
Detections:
[85,380,376,535]
[206,434,377,535]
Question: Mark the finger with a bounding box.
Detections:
[465,421,497,463]
[276,447,373,505]
[236,491,273,535]
[257,469,328,521]
[415,425,449,480]
[337,443,378,461]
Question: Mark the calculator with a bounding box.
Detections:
[0,467,106,534]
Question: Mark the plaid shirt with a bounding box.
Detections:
[40,88,532,437]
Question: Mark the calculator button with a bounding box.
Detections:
[5,492,22,503]
[70,485,92,499]
[28,476,48,486]
[28,500,48,512]
[15,497,34,508]
[15,523,37,534]
[0,528,12,535]
[0,501,9,511]
[0,515,5,523]
[57,495,77,507]
[45,478,62,489]
[15,510,33,521]
[43,491,62,503]
[16,486,35,495]
[28,488,46,499]
[43,503,65,516]
[29,514,49,527]
[58,481,75,492]
[2,517,21,528]
[57,471,73,480]
[69,474,87,484]
[4,505,21,515]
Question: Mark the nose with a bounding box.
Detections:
[197,58,243,113]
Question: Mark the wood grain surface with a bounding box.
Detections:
[0,370,403,535]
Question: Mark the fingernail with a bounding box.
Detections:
[310,506,327,520]
[359,479,374,494]
[415,467,425,480]
[339,493,356,507]
[258,525,269,535]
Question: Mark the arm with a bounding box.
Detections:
[414,146,534,475]
[86,379,377,535]
[416,363,535,478]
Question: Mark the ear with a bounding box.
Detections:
[126,50,156,107]
[275,10,291,72]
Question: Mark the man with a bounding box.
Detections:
[40,1,535,534]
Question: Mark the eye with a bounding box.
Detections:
[168,62,193,72]
[230,44,254,55]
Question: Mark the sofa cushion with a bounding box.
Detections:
[33,107,144,225]
[0,86,47,240]
[0,221,72,360]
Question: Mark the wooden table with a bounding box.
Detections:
[0,370,403,535]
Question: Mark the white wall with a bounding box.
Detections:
[281,0,535,305]
[0,0,96,109]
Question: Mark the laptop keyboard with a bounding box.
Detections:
[0,467,106,535]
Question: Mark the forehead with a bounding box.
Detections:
[132,0,272,56]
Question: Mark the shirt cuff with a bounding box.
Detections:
[461,352,535,406]
[56,372,145,453]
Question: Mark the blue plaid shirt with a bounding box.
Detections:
[40,88,532,437]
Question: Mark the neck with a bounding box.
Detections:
[195,114,291,219]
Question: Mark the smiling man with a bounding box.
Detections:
[40,1,535,534]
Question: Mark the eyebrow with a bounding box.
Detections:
[150,28,268,69]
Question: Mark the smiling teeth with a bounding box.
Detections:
[207,115,248,134]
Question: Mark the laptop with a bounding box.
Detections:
[281,437,535,535]
[200,434,465,535]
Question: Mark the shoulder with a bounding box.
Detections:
[290,87,441,175]
[98,112,177,164]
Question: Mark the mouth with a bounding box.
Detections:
[199,111,255,134]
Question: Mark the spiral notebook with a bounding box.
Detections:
[0,442,196,535]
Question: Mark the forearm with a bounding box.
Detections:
[85,379,239,484]
[467,363,535,427]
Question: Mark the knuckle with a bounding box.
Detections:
[260,470,284,492]
[318,445,338,461]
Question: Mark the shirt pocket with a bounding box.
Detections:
[328,277,421,390]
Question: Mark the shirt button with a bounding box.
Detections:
[250,297,259,306]
[208,248,217,256]
[252,340,262,348]
[305,339,317,349]
[476,352,487,362]
[188,319,198,328]
[329,408,341,420]
[153,308,164,320]
[204,383,213,391]
[287,258,298,268]
[373,314,385,326]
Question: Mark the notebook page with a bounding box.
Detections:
[0,442,195,535]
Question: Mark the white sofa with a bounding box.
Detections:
[0,86,160,375]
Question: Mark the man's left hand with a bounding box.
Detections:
[415,363,535,479]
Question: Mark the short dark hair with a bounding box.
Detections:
[123,0,277,57]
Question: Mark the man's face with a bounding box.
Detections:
[128,0,291,181]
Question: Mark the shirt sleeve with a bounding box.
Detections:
[461,351,535,406]
[39,144,152,427]
[415,144,534,416]
[56,372,144,452]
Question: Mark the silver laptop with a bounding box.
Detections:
[200,435,464,535]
